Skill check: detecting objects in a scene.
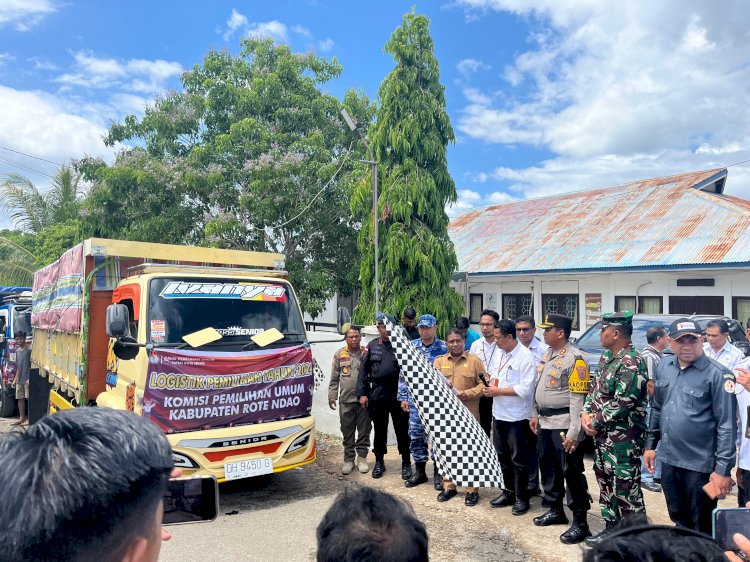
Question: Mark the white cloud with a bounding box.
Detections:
[453,1,750,202]
[0,85,117,164]
[318,38,335,52]
[223,8,249,41]
[55,51,182,94]
[28,56,57,71]
[446,187,517,217]
[0,0,56,31]
[0,53,15,65]
[292,25,312,38]
[457,58,490,78]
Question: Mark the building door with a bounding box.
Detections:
[669,296,724,315]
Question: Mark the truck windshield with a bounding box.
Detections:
[11,306,32,337]
[147,277,306,345]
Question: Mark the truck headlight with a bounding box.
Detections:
[172,451,199,468]
[286,430,312,454]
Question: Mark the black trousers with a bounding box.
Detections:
[661,463,716,534]
[528,430,540,490]
[538,428,590,511]
[493,418,532,501]
[739,468,750,507]
[479,396,493,437]
[369,399,410,459]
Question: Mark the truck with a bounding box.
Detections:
[0,287,32,417]
[31,238,322,481]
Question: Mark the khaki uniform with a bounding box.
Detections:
[532,342,587,441]
[433,352,485,420]
[433,351,486,493]
[330,347,371,461]
[532,341,591,512]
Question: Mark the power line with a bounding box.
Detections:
[0,146,68,168]
[0,156,55,179]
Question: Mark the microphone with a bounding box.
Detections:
[478,372,490,387]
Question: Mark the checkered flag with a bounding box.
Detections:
[313,358,325,391]
[384,318,503,488]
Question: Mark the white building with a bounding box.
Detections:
[449,168,750,337]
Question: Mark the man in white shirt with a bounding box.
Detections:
[516,314,548,497]
[484,319,537,515]
[734,359,750,506]
[704,319,744,371]
[469,309,500,437]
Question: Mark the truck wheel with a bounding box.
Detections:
[0,384,16,417]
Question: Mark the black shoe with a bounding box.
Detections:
[465,492,479,506]
[527,487,542,497]
[584,521,614,547]
[533,508,569,527]
[401,464,412,481]
[372,461,385,479]
[437,488,458,502]
[490,492,516,508]
[561,522,591,545]
[512,499,530,515]
[405,469,429,488]
[641,481,662,493]
[434,470,444,490]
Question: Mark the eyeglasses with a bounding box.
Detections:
[516,327,531,332]
[479,323,494,327]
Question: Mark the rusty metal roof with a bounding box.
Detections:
[449,168,750,274]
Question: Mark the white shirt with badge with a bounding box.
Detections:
[470,338,498,371]
[487,342,537,422]
[704,340,745,372]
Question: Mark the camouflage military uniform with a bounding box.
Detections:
[583,342,648,523]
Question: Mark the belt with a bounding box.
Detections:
[538,407,570,417]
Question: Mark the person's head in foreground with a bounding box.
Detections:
[583,514,726,561]
[317,487,428,562]
[0,407,173,562]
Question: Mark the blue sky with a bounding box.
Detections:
[1,0,749,229]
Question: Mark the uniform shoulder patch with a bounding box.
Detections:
[569,357,590,394]
[725,380,736,393]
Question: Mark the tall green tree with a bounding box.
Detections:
[94,39,374,317]
[352,11,464,333]
[0,167,84,284]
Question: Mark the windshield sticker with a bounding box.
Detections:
[159,282,287,302]
[151,319,166,343]
[216,326,264,336]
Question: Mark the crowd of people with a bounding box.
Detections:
[327,306,750,553]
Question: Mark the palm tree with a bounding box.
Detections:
[0,166,84,284]
[0,167,83,233]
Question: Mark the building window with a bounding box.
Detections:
[615,296,663,314]
[469,294,483,323]
[503,294,533,321]
[542,294,579,330]
[733,297,750,326]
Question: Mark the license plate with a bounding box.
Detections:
[224,457,273,481]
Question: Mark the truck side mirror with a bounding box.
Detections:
[106,304,130,338]
[337,307,351,335]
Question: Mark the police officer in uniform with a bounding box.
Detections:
[530,313,592,544]
[357,313,412,480]
[581,311,648,545]
[329,326,372,475]
[644,318,737,534]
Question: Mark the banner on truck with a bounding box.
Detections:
[32,243,84,332]
[143,345,314,433]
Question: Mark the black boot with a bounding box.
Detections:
[372,457,386,479]
[405,462,429,487]
[401,455,412,480]
[533,506,569,527]
[561,510,592,545]
[433,465,443,490]
[584,519,616,547]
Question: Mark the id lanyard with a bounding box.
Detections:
[491,352,513,387]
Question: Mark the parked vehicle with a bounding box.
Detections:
[0,287,32,417]
[574,314,750,373]
[31,238,335,482]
